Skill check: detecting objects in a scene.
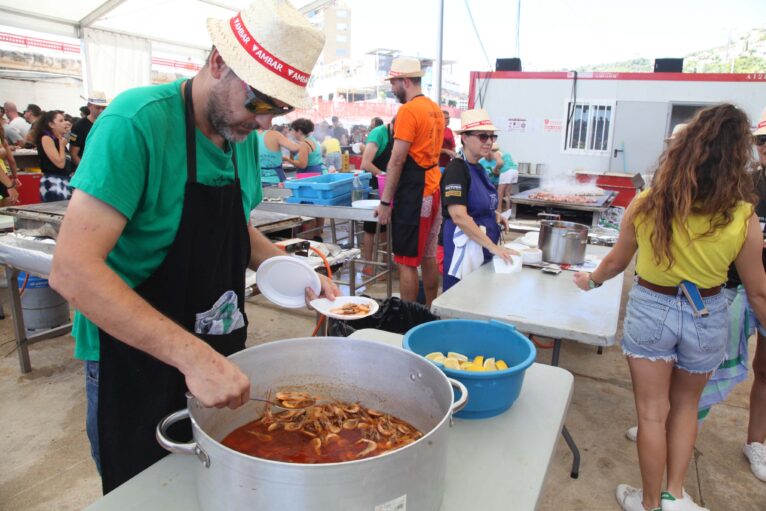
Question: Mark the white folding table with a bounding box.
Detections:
[430,244,624,478]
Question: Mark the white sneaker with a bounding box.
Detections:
[626,425,638,442]
[743,442,766,482]
[616,484,659,511]
[661,490,709,511]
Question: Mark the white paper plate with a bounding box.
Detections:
[519,232,540,247]
[504,242,527,252]
[256,256,321,309]
[310,295,379,320]
[352,199,380,209]
[493,255,522,274]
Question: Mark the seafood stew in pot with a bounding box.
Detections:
[222,392,423,463]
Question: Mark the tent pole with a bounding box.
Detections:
[434,0,444,107]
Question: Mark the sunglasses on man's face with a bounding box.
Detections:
[755,135,766,147]
[468,133,498,143]
[240,80,294,116]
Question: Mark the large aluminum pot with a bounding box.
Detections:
[157,337,468,511]
[538,220,589,264]
[518,162,531,174]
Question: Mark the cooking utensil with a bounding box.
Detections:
[185,392,323,411]
[157,337,468,511]
[517,162,531,175]
[538,220,589,264]
[248,396,328,409]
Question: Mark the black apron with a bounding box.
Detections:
[97,79,251,494]
[391,154,432,257]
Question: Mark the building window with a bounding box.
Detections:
[336,10,348,17]
[336,34,347,43]
[563,101,613,153]
[336,48,348,57]
[336,22,348,31]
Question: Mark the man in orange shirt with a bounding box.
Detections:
[375,57,444,307]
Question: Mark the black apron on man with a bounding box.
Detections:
[391,154,433,257]
[97,79,251,493]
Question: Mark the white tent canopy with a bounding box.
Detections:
[0,1,259,110]
[0,0,253,55]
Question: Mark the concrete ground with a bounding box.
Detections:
[0,266,764,510]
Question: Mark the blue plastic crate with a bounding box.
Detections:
[285,172,372,199]
[285,191,354,206]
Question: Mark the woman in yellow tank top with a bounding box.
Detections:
[573,104,766,511]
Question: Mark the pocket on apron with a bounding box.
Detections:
[194,290,246,335]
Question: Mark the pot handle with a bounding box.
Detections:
[561,230,584,238]
[447,378,469,415]
[156,409,210,468]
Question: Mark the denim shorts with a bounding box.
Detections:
[621,283,729,373]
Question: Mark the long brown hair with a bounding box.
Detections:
[632,103,756,268]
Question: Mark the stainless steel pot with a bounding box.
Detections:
[538,220,589,264]
[157,337,468,511]
[518,162,531,174]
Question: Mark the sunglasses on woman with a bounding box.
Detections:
[468,133,498,143]
[240,79,294,116]
[755,135,766,147]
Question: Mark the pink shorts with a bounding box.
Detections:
[394,191,442,268]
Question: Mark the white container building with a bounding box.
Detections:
[468,71,766,179]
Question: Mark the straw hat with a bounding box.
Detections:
[754,108,766,136]
[384,57,425,80]
[665,123,687,141]
[207,0,326,110]
[454,109,499,134]
[81,91,109,107]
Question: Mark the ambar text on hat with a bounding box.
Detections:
[230,14,309,87]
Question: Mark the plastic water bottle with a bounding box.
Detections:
[351,171,365,202]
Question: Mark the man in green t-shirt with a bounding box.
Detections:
[359,119,395,274]
[48,1,335,492]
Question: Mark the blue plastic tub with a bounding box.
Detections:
[285,192,353,206]
[403,320,536,419]
[285,172,372,199]
[285,186,372,206]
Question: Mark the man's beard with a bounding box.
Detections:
[207,76,258,143]
[394,88,407,104]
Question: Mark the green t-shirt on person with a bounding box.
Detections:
[70,79,262,362]
[366,123,389,160]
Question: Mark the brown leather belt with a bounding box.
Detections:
[637,277,721,297]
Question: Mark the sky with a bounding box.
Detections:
[1,0,764,93]
[295,0,766,88]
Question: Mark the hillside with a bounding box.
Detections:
[576,27,766,73]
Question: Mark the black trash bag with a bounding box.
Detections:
[328,297,439,337]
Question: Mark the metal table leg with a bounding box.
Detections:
[7,266,31,373]
[551,338,580,479]
[561,426,580,479]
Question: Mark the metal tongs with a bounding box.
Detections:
[186,390,328,411]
